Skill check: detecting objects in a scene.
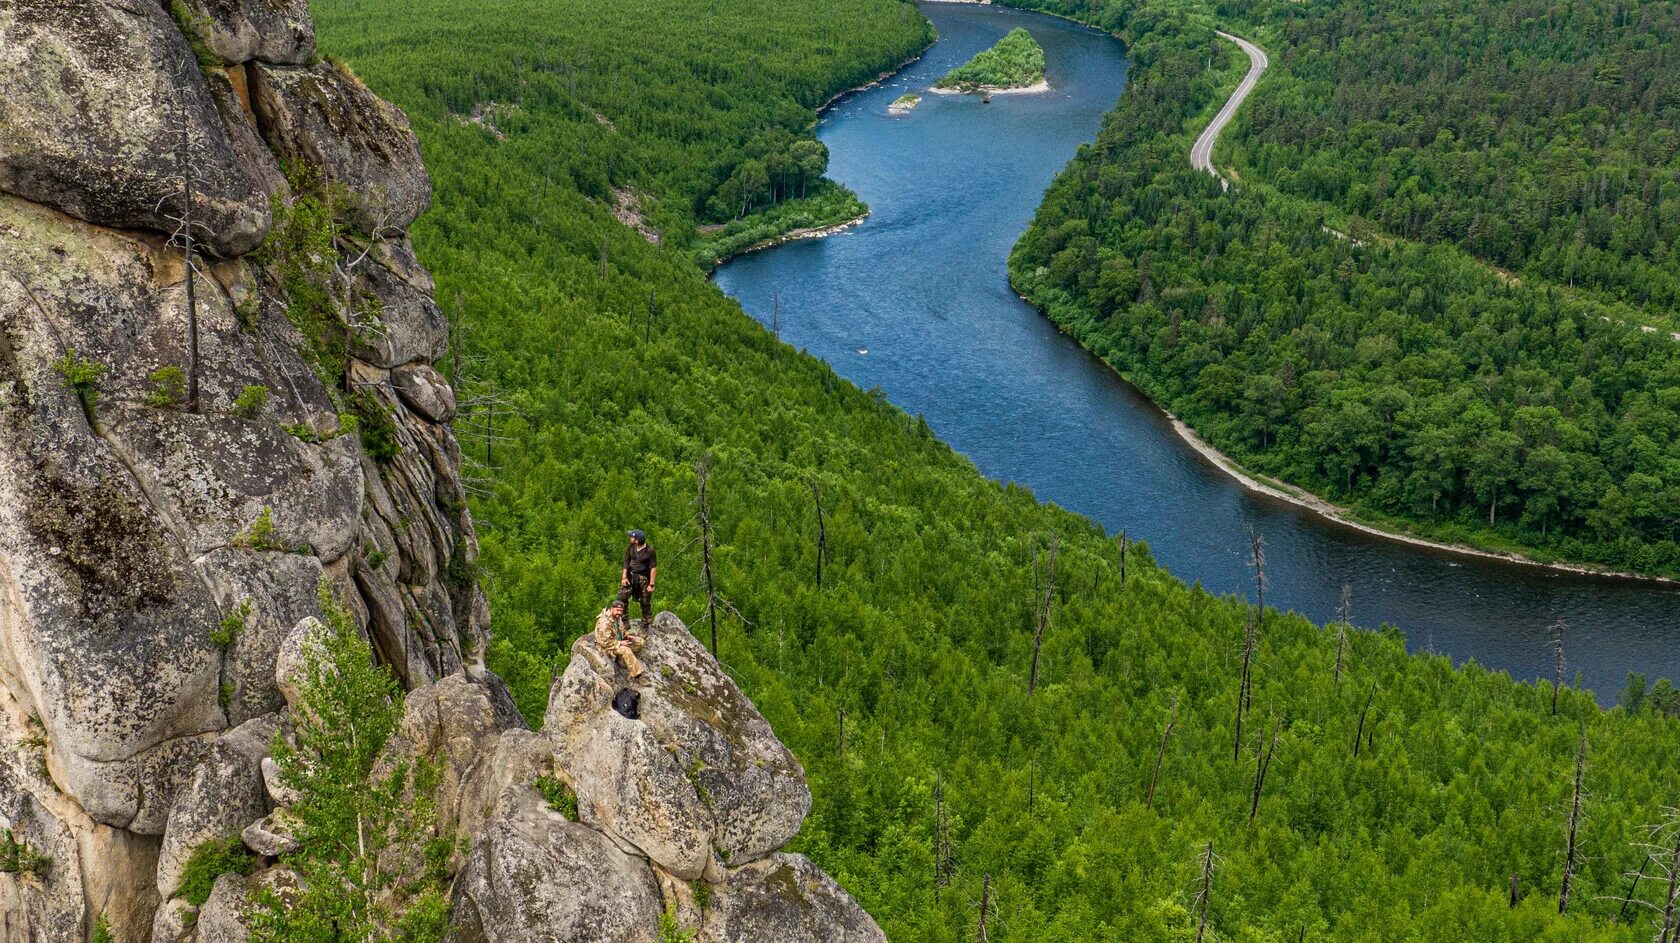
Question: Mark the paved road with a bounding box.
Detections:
[1190,30,1268,189]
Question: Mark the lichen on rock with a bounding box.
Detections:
[0,0,879,937]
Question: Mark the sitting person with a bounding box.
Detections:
[593,598,645,679]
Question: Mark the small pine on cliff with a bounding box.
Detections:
[935,27,1045,91]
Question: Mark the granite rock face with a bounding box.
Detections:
[0,2,882,941]
[0,1,273,257]
[0,0,482,936]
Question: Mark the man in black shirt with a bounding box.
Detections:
[618,528,658,629]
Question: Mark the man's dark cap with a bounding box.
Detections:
[610,598,627,610]
[627,529,646,541]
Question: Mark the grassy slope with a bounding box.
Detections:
[313,0,1680,940]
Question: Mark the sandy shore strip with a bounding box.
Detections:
[719,214,870,264]
[818,47,933,116]
[1165,410,1677,585]
[928,79,1050,95]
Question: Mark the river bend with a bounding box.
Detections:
[715,1,1680,699]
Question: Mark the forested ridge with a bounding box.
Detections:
[1010,0,1680,577]
[311,0,1680,939]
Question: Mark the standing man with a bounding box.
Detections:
[619,528,657,629]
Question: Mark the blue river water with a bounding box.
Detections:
[714,1,1680,700]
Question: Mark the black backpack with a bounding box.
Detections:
[612,687,641,720]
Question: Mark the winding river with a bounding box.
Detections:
[714,1,1680,699]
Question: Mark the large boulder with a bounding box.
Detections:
[347,249,449,368]
[177,0,316,66]
[375,674,530,854]
[0,1,273,256]
[251,62,432,233]
[547,613,811,876]
[444,789,664,943]
[155,714,279,899]
[196,873,255,943]
[702,854,888,943]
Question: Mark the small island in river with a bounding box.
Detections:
[933,27,1047,93]
[889,92,922,114]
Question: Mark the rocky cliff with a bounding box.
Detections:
[0,2,879,941]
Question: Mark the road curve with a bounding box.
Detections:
[1190,30,1268,189]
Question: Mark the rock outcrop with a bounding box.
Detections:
[0,1,882,941]
[426,614,885,943]
[0,0,482,938]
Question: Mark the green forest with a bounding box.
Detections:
[308,0,1680,940]
[935,26,1046,91]
[1011,0,1680,577]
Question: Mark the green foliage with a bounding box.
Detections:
[935,27,1045,91]
[689,879,712,912]
[684,757,711,808]
[146,366,187,409]
[692,182,865,269]
[235,507,282,552]
[232,384,271,420]
[349,389,400,461]
[313,0,1680,940]
[167,0,221,72]
[249,582,450,943]
[1009,0,1680,577]
[53,347,106,414]
[656,905,697,943]
[213,599,252,648]
[91,915,112,943]
[0,829,49,877]
[174,835,254,907]
[532,774,578,820]
[310,0,928,253]
[257,167,350,393]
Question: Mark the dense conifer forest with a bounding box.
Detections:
[1011,0,1680,576]
[934,27,1046,91]
[312,0,1680,939]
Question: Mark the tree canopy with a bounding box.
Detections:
[311,0,1680,939]
[935,26,1047,91]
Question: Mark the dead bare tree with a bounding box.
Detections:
[812,480,829,590]
[1193,841,1218,943]
[1559,726,1588,914]
[1619,855,1652,922]
[1333,583,1351,685]
[1604,812,1680,941]
[1029,534,1059,695]
[934,771,954,900]
[1119,529,1129,590]
[837,706,846,760]
[1233,609,1258,761]
[599,234,608,278]
[1550,619,1568,716]
[976,873,992,943]
[1663,833,1680,943]
[158,83,206,413]
[1146,697,1178,811]
[1249,717,1280,822]
[645,288,655,343]
[1352,682,1376,757]
[772,289,782,344]
[696,456,721,657]
[1247,526,1266,634]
